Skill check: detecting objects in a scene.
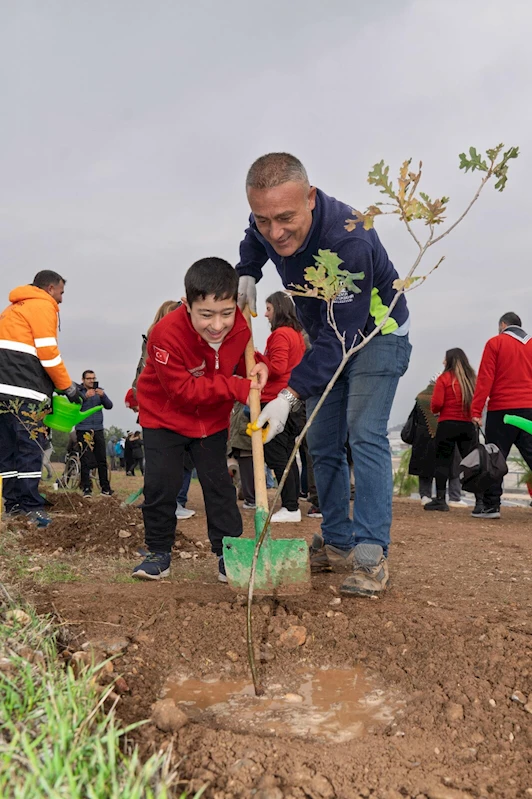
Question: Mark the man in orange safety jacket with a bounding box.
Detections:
[0,270,80,526]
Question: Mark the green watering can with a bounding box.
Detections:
[504,414,532,436]
[44,395,101,433]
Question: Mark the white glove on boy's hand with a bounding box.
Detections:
[237,275,257,316]
[254,395,291,443]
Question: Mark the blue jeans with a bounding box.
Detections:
[306,334,411,555]
[177,467,193,506]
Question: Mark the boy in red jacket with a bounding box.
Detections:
[133,258,268,581]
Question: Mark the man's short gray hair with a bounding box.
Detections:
[246,153,309,191]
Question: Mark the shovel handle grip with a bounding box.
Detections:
[243,306,269,510]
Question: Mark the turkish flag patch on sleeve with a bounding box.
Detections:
[154,346,169,365]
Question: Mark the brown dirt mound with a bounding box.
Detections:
[27,497,532,799]
[19,493,203,556]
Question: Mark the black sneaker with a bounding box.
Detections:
[471,500,484,516]
[307,504,323,518]
[101,489,114,496]
[472,507,500,519]
[82,488,92,498]
[423,497,449,512]
[218,556,228,583]
[132,552,171,580]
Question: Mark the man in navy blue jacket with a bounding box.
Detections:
[237,153,411,597]
[76,369,114,497]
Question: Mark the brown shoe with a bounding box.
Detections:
[339,544,389,597]
[309,534,354,573]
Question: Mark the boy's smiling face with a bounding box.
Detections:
[185,294,237,345]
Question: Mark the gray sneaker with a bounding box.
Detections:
[309,534,355,573]
[340,543,389,597]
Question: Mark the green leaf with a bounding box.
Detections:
[367,160,396,199]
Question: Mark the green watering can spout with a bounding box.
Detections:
[504,414,532,436]
[44,395,101,433]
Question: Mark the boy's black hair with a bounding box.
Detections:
[185,257,238,305]
[33,270,66,288]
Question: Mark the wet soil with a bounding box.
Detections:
[11,488,532,798]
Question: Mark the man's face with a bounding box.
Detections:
[186,295,237,345]
[83,372,96,389]
[47,281,65,304]
[247,182,316,257]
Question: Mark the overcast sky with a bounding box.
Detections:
[1,0,531,433]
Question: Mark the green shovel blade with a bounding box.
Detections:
[223,536,310,593]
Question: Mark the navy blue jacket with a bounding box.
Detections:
[75,386,113,431]
[236,188,409,399]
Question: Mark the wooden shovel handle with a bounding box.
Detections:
[243,306,269,510]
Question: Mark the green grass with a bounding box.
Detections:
[35,561,80,584]
[0,602,205,798]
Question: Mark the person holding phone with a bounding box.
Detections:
[75,370,114,497]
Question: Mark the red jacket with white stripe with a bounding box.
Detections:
[137,304,253,437]
[0,285,72,404]
[471,327,532,417]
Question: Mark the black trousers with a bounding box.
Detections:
[263,410,300,512]
[234,452,255,504]
[142,427,242,556]
[484,407,532,507]
[434,420,477,492]
[77,429,110,492]
[0,403,45,512]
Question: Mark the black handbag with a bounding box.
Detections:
[400,406,416,445]
[459,429,508,493]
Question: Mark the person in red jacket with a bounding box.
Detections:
[260,292,306,523]
[132,258,268,582]
[424,348,477,512]
[470,312,532,519]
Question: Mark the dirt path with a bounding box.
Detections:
[10,484,532,798]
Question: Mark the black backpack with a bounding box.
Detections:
[459,432,508,493]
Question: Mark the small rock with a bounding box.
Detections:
[309,773,334,798]
[326,610,334,618]
[118,530,132,538]
[226,651,239,662]
[27,566,42,573]
[488,698,496,707]
[524,703,532,714]
[0,657,13,673]
[278,625,307,649]
[151,698,189,732]
[329,597,342,606]
[6,609,31,626]
[114,677,130,694]
[511,690,526,705]
[284,693,304,704]
[179,551,193,559]
[255,789,283,799]
[445,702,464,722]
[118,547,125,554]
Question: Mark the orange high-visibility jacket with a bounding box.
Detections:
[0,285,72,404]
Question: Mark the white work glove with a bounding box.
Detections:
[253,394,291,444]
[237,275,257,316]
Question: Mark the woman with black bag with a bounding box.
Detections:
[402,376,465,506]
[424,348,480,512]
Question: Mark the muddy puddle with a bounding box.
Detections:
[165,667,400,742]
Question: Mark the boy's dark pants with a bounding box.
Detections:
[142,427,242,556]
